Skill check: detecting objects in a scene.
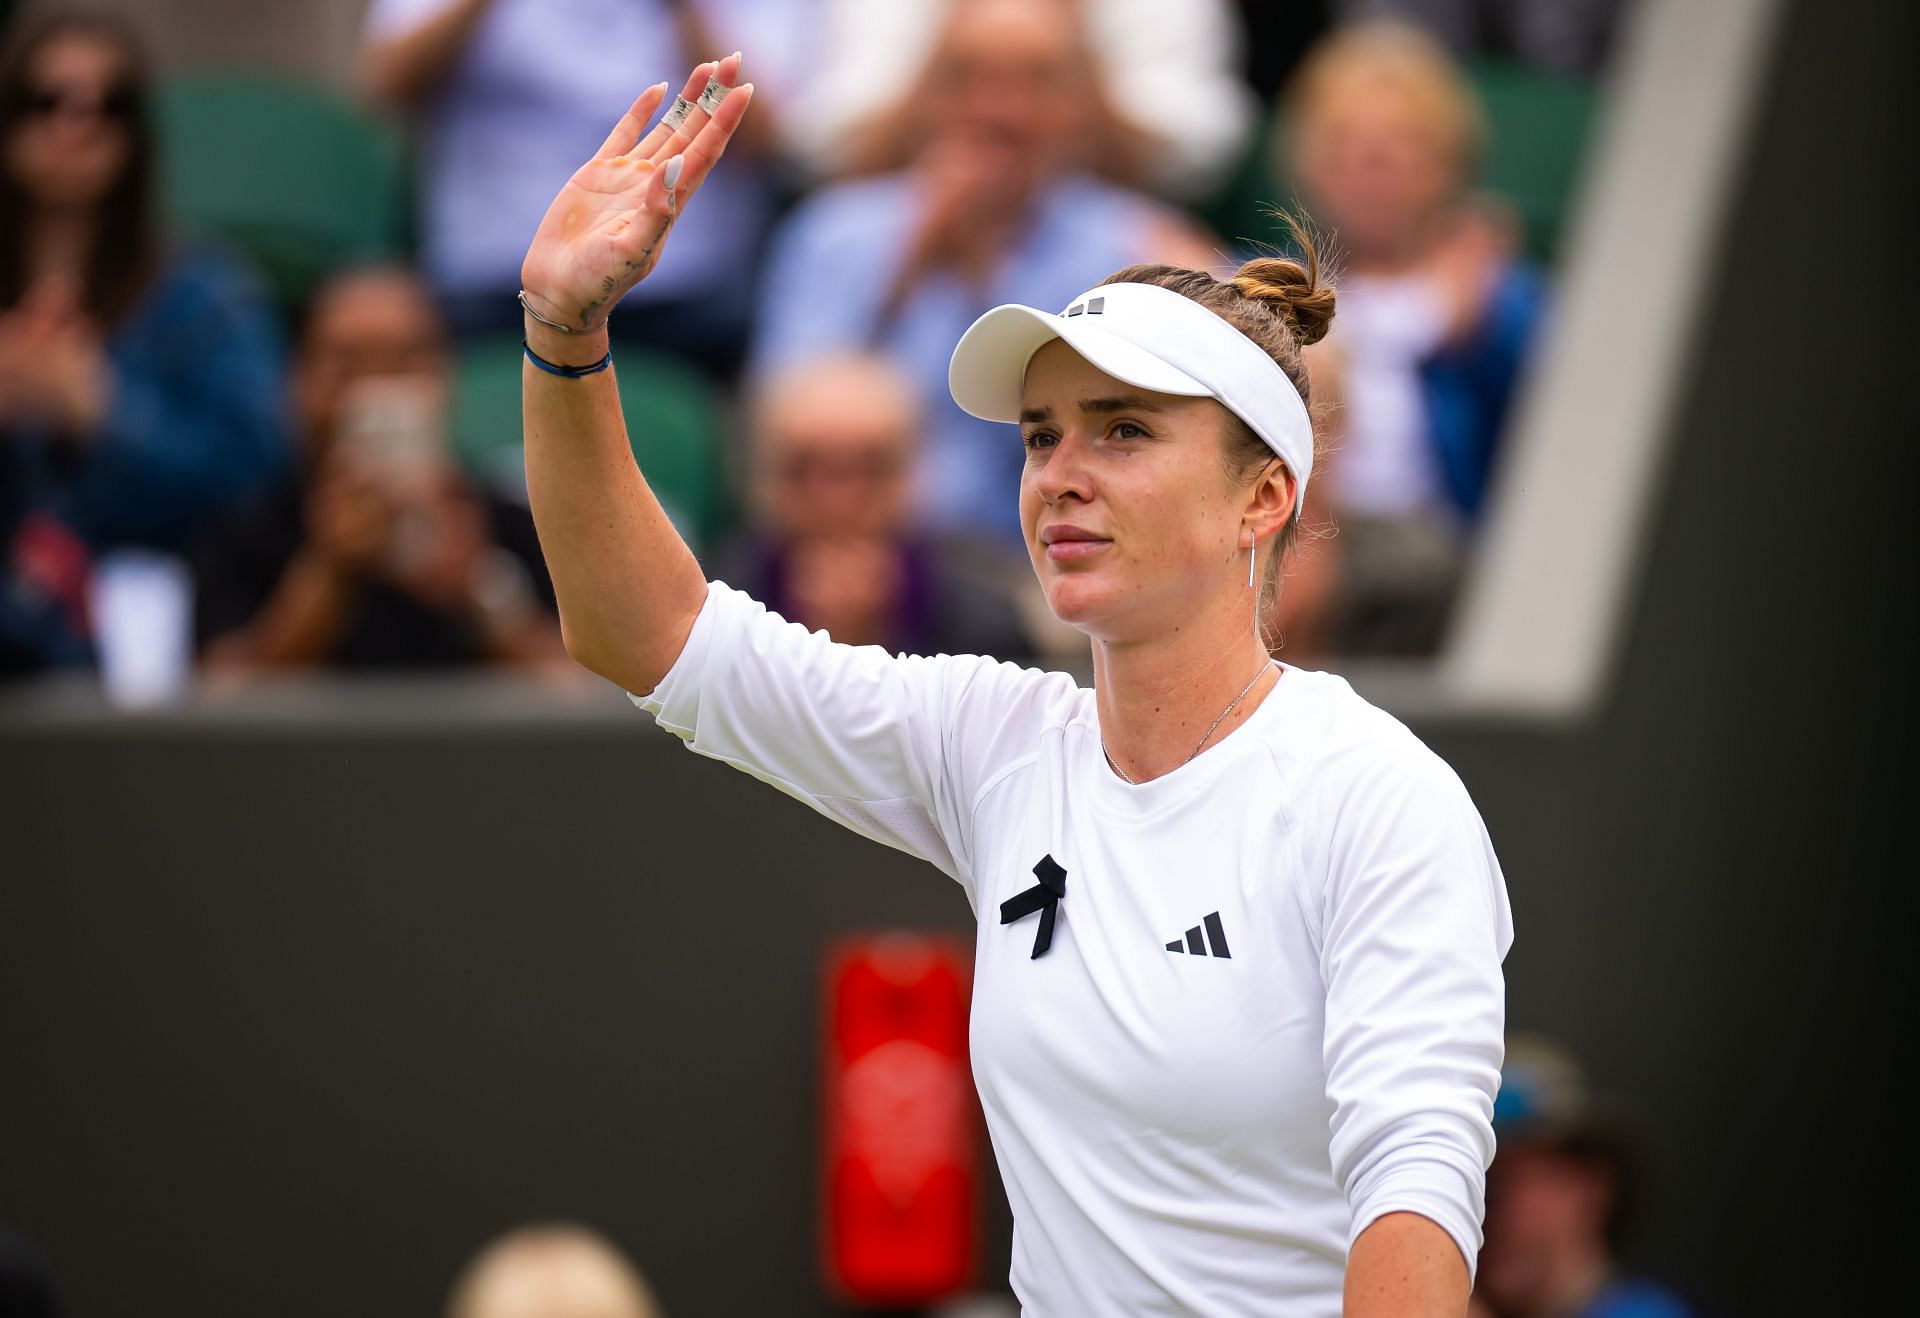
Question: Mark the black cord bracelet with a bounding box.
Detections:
[523,339,614,379]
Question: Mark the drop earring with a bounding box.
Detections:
[1246,534,1257,589]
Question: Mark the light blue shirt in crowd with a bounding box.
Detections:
[364,0,811,306]
[752,172,1165,541]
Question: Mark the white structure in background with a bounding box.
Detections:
[1432,0,1788,721]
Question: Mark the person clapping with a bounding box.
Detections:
[0,13,284,674]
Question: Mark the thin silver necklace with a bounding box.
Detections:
[1102,659,1279,785]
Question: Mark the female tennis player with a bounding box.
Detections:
[519,55,1511,1318]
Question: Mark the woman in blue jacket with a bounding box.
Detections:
[1285,22,1549,657]
[0,12,285,672]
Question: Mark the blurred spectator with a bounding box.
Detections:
[446,1224,666,1318]
[1336,0,1626,77]
[752,0,1218,543]
[0,11,285,674]
[0,1222,60,1318]
[795,0,1256,200]
[717,353,1032,657]
[1286,21,1547,655]
[1476,1037,1702,1318]
[194,265,566,675]
[359,0,812,379]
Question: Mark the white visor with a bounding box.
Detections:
[948,281,1314,516]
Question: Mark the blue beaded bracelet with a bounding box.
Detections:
[523,339,614,379]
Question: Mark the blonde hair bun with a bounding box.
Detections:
[1230,254,1336,348]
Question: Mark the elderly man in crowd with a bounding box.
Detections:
[716,353,1033,659]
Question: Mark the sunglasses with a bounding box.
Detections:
[10,84,139,122]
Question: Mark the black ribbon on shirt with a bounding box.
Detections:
[1000,854,1067,959]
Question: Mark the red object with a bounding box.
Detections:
[10,512,93,634]
[822,933,977,1305]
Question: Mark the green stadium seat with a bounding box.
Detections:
[156,75,409,306]
[452,335,732,545]
[1464,60,1598,264]
[1195,112,1303,261]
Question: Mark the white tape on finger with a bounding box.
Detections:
[696,76,729,115]
[662,95,695,131]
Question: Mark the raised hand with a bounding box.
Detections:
[520,53,754,334]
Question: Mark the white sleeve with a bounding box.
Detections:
[1312,742,1513,1278]
[1088,0,1256,198]
[787,0,944,173]
[631,582,1068,898]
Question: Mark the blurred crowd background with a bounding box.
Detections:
[0,0,1610,696]
[4,0,1908,1315]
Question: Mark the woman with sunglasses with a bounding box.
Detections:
[0,12,284,672]
[521,55,1510,1318]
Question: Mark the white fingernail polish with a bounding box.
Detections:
[664,154,684,190]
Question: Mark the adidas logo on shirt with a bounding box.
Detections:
[1165,912,1232,959]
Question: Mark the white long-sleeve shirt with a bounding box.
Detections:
[634,583,1513,1316]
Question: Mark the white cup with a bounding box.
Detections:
[89,550,194,709]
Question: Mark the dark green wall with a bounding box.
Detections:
[3,0,1913,1313]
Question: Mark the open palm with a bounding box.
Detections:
[521,53,754,333]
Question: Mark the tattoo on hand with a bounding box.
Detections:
[574,213,678,326]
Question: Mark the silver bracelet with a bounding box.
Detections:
[518,289,605,335]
